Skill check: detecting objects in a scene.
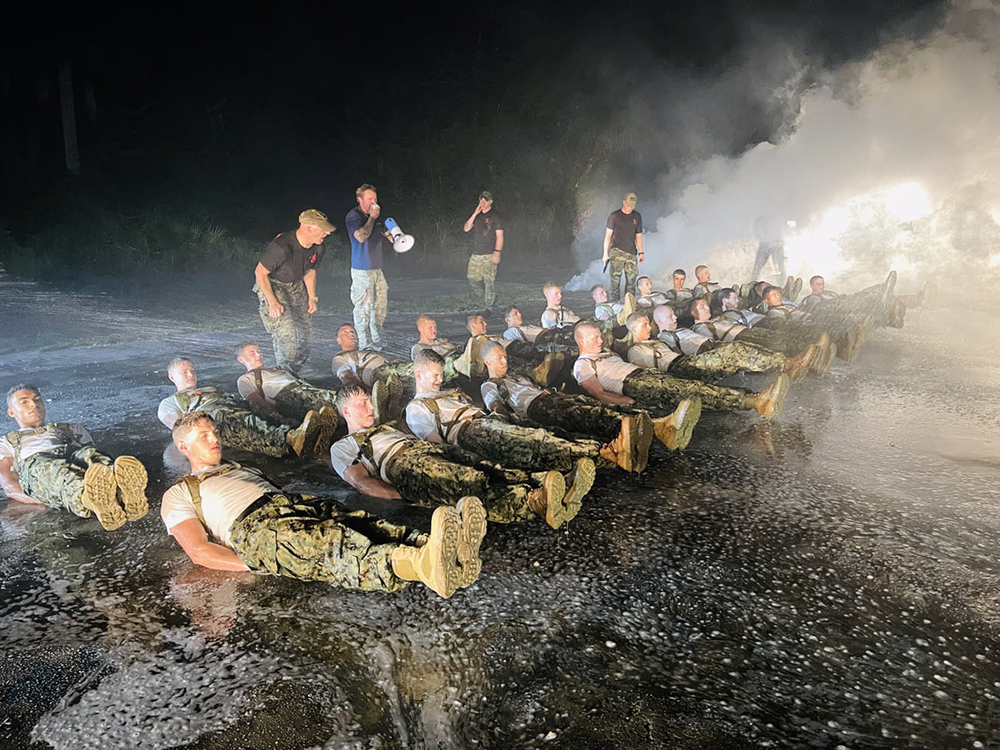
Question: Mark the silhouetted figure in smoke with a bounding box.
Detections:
[602,192,644,302]
[752,215,787,284]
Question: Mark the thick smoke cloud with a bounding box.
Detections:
[569,0,1000,294]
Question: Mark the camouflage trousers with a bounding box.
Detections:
[737,327,815,356]
[526,392,632,444]
[669,342,785,381]
[351,268,389,350]
[458,415,603,473]
[257,279,312,376]
[273,383,339,425]
[202,402,290,458]
[622,369,747,416]
[467,253,499,308]
[608,246,638,302]
[385,442,537,524]
[751,241,786,284]
[17,446,113,517]
[230,493,422,591]
[534,328,580,354]
[809,282,888,336]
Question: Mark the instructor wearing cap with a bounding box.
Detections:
[464,190,504,310]
[254,209,334,375]
[602,192,644,303]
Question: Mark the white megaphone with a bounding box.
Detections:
[384,217,414,253]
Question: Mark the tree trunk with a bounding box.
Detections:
[59,58,81,176]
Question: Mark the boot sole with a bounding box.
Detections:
[765,375,789,420]
[634,412,655,473]
[314,412,338,456]
[543,471,569,529]
[83,464,126,531]
[455,496,487,588]
[113,456,148,522]
[371,381,389,426]
[562,458,595,520]
[672,398,702,450]
[427,506,463,598]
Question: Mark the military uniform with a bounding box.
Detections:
[158,388,291,457]
[161,462,419,591]
[405,391,604,472]
[540,306,581,329]
[636,292,669,310]
[799,290,839,314]
[332,349,414,387]
[694,317,814,356]
[237,367,338,425]
[692,281,720,298]
[627,338,785,381]
[331,426,542,523]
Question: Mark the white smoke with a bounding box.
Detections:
[568,0,1000,295]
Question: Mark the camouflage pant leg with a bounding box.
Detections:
[668,342,785,381]
[202,402,290,457]
[739,325,817,355]
[608,247,638,302]
[810,282,889,334]
[526,393,622,444]
[458,415,602,473]
[467,253,499,308]
[229,494,411,591]
[351,268,389,349]
[17,447,114,517]
[385,443,536,523]
[623,370,747,415]
[258,280,312,375]
[273,383,339,423]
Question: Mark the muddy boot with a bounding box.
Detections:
[286,410,322,456]
[314,407,339,456]
[452,342,474,378]
[782,343,816,381]
[882,270,897,303]
[889,297,906,329]
[634,411,654,473]
[836,319,870,361]
[782,275,795,299]
[371,380,391,426]
[745,374,789,420]
[454,496,487,588]
[738,283,752,306]
[808,332,832,375]
[562,458,596,519]
[82,463,127,531]
[385,375,405,420]
[919,280,937,308]
[527,470,573,529]
[532,353,565,388]
[390,505,463,598]
[791,277,803,302]
[652,397,702,450]
[113,456,148,522]
[617,293,637,326]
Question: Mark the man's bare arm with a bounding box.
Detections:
[0,456,41,504]
[579,376,635,405]
[602,227,613,262]
[353,214,378,243]
[343,464,402,499]
[171,518,251,571]
[463,205,481,233]
[303,268,318,314]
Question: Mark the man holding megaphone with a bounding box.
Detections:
[346,183,391,351]
[464,190,504,310]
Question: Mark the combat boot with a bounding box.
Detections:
[82,463,127,531]
[527,470,573,529]
[745,375,789,420]
[455,497,487,588]
[919,280,937,308]
[652,397,702,450]
[782,275,795,299]
[882,270,897,303]
[562,458,596,517]
[791,277,803,302]
[782,343,816,380]
[889,297,906,329]
[314,407,339,456]
[286,410,322,456]
[532,353,565,388]
[371,380,391,425]
[617,292,637,326]
[386,375,405,421]
[452,342,474,378]
[808,332,832,375]
[113,455,148,522]
[390,505,463,598]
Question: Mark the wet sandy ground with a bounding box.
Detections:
[1,275,999,749]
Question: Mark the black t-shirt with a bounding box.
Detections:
[471,210,503,255]
[606,209,643,255]
[258,231,325,284]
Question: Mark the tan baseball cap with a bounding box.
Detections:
[298,209,336,232]
[624,192,637,207]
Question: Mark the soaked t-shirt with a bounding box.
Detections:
[659,329,713,356]
[719,309,764,328]
[330,427,418,483]
[503,325,543,343]
[636,292,669,310]
[236,368,298,403]
[480,376,546,419]
[332,350,388,386]
[405,391,484,444]
[0,423,93,463]
[572,352,639,395]
[693,319,746,344]
[158,387,230,428]
[540,306,580,329]
[627,341,682,371]
[411,339,457,361]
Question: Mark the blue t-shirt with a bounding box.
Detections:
[346,206,384,271]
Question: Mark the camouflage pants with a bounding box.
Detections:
[458,415,603,473]
[534,327,579,353]
[669,342,785,381]
[608,246,638,302]
[467,253,499,308]
[351,268,389,350]
[257,279,312,376]
[230,493,421,591]
[737,327,814,356]
[17,446,113,517]
[385,442,537,524]
[273,383,339,425]
[622,370,747,415]
[526,393,629,444]
[202,402,290,458]
[751,241,786,284]
[809,282,889,336]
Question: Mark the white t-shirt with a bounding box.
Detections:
[693,319,745,344]
[236,368,297,403]
[540,306,580,329]
[636,292,669,310]
[572,352,639,395]
[594,302,623,321]
[0,423,94,463]
[411,339,457,362]
[405,391,484,444]
[720,309,765,328]
[692,281,720,297]
[798,291,838,314]
[330,427,418,483]
[664,288,694,303]
[661,328,713,356]
[332,349,388,386]
[503,325,543,343]
[157,387,228,427]
[627,340,681,371]
[480,376,546,419]
[160,463,277,548]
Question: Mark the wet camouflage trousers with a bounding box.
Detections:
[458,415,603,473]
[201,402,290,458]
[385,441,537,524]
[273,383,339,424]
[351,268,388,350]
[230,493,423,591]
[608,246,639,302]
[808,282,888,336]
[467,253,499,308]
[670,342,785,381]
[17,446,113,517]
[622,370,747,415]
[526,392,627,444]
[257,279,313,376]
[737,327,814,356]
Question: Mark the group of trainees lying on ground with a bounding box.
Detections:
[0,268,933,599]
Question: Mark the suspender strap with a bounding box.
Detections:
[252,369,266,400]
[420,394,479,441]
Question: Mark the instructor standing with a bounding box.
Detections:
[602,192,644,302]
[254,209,333,375]
[464,190,504,310]
[346,183,390,351]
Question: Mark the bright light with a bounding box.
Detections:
[991,209,1000,228]
[786,220,797,228]
[989,253,1000,268]
[821,206,851,236]
[885,183,931,222]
